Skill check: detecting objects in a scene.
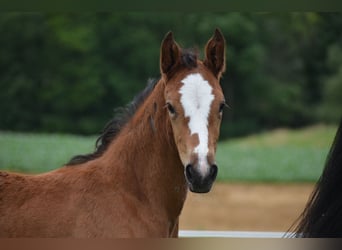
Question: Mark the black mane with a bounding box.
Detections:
[66,50,198,166]
[66,78,158,166]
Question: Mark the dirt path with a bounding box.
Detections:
[179,182,314,232]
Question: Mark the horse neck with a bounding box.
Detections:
[100,79,188,218]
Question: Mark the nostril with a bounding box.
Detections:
[185,164,194,182]
[210,164,218,179]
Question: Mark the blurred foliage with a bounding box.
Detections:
[0,12,341,138]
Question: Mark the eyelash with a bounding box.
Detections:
[219,102,227,113]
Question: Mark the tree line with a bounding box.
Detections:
[0,13,341,139]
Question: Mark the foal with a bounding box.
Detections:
[0,29,226,237]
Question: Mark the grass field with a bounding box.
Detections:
[216,124,337,182]
[0,133,97,174]
[0,124,337,182]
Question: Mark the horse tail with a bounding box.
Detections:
[291,119,342,237]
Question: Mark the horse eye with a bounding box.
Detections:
[219,102,226,113]
[166,103,176,115]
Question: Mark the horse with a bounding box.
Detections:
[291,118,342,237]
[0,29,226,238]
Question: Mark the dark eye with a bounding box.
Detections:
[219,102,226,114]
[166,103,176,115]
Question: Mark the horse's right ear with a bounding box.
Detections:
[160,31,181,78]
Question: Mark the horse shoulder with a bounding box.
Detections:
[0,168,84,237]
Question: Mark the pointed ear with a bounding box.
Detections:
[203,28,226,78]
[160,31,181,77]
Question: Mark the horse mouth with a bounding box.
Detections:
[188,183,213,193]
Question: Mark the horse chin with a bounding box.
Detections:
[188,183,213,194]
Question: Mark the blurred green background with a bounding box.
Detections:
[0,12,340,180]
[0,125,337,182]
[1,12,341,137]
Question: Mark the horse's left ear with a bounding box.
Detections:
[203,28,226,79]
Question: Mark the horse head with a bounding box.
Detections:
[160,29,226,193]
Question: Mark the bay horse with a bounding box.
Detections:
[0,29,226,237]
[292,118,342,237]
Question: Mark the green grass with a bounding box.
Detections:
[216,124,337,182]
[0,132,97,173]
[0,124,338,182]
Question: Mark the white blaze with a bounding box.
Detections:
[179,73,214,176]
